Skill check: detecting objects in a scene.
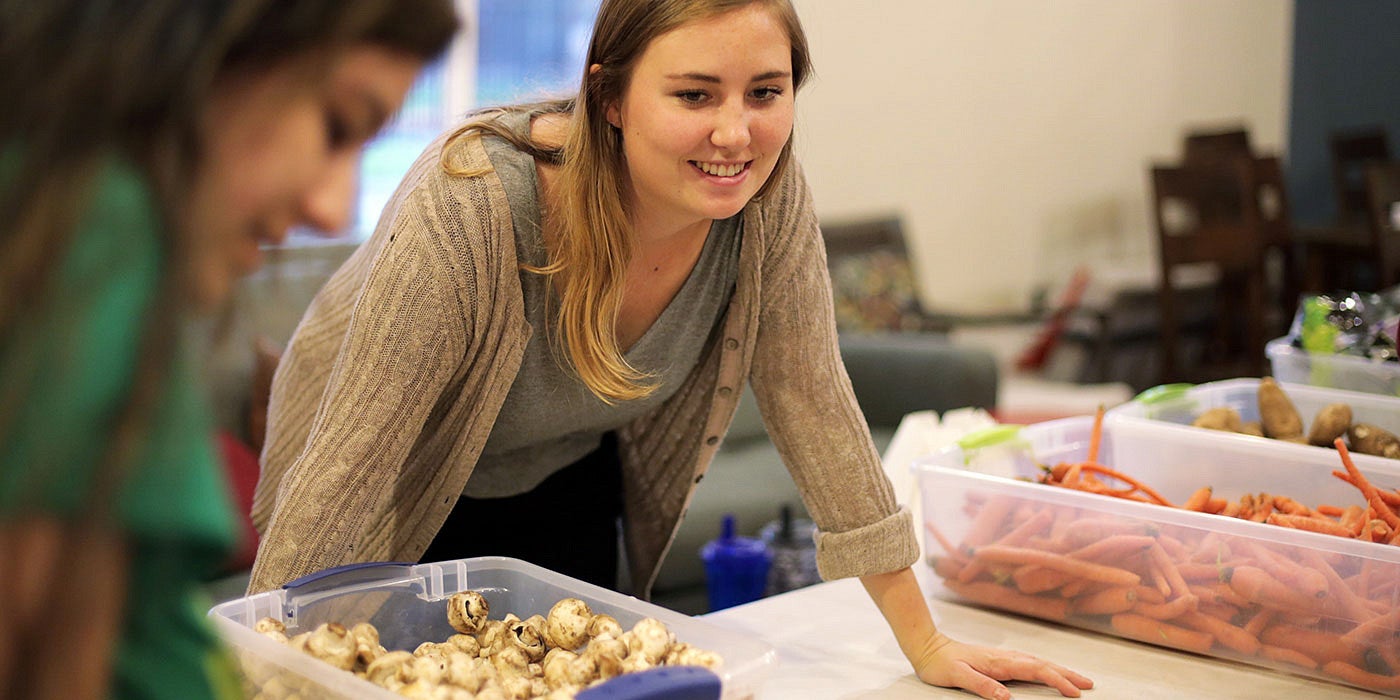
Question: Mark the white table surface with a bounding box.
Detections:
[701,412,1381,699]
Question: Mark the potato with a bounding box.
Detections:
[1307,403,1353,447]
[1192,406,1243,433]
[1257,377,1303,439]
[1240,421,1264,437]
[1348,423,1400,459]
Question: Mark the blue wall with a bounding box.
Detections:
[1287,0,1400,226]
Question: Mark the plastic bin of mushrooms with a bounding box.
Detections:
[252,590,722,700]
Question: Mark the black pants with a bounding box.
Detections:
[420,433,623,590]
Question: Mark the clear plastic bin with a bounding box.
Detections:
[1267,337,1400,397]
[209,557,776,699]
[916,417,1400,695]
[1106,377,1400,472]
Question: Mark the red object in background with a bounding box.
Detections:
[1015,267,1092,372]
[216,431,261,573]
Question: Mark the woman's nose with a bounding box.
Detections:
[299,154,359,237]
[710,102,752,151]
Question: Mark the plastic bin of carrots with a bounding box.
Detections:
[916,415,1400,695]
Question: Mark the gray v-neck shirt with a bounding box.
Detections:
[466,121,742,498]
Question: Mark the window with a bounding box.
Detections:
[344,0,602,241]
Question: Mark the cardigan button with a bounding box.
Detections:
[724,337,739,350]
[705,435,719,446]
[694,473,705,484]
[718,386,733,397]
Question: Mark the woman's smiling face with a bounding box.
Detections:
[608,3,795,232]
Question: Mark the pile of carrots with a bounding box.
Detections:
[1038,409,1400,547]
[926,409,1400,694]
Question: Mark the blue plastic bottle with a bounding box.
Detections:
[699,513,772,611]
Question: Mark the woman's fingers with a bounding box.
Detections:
[950,661,1012,700]
[923,642,1094,699]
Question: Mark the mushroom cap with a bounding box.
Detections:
[626,618,675,664]
[365,650,417,688]
[446,633,481,657]
[545,598,593,651]
[447,590,490,635]
[586,614,622,640]
[509,619,548,662]
[304,622,358,671]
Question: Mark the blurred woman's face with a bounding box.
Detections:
[185,46,422,309]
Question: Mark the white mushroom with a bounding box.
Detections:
[444,651,482,691]
[586,613,621,641]
[472,685,508,700]
[625,618,674,664]
[491,645,531,677]
[476,619,510,657]
[544,598,593,651]
[255,617,288,644]
[411,653,446,685]
[498,674,534,700]
[349,622,383,668]
[508,619,547,662]
[664,642,723,671]
[543,686,580,700]
[542,649,578,689]
[619,652,654,674]
[579,643,620,682]
[447,590,490,635]
[365,650,417,690]
[446,633,481,657]
[303,622,357,671]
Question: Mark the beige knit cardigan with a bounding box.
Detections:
[247,133,918,596]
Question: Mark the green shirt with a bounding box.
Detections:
[0,158,240,700]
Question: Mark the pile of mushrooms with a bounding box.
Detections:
[247,591,722,700]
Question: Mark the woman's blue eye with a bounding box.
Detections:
[751,86,783,101]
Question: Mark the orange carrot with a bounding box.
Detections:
[1333,469,1400,508]
[1321,660,1400,691]
[1132,594,1198,621]
[1057,578,1094,598]
[1299,551,1375,625]
[963,495,1016,548]
[1259,644,1318,669]
[1178,610,1260,655]
[1061,519,1157,549]
[1149,543,1191,599]
[1189,583,1249,609]
[1243,609,1275,638]
[944,580,1070,622]
[1071,586,1137,616]
[1227,566,1324,614]
[1132,585,1167,606]
[1195,601,1240,622]
[929,555,965,580]
[925,522,967,563]
[1012,565,1074,595]
[1267,511,1354,538]
[1336,438,1400,531]
[1065,534,1156,562]
[1109,613,1213,654]
[1260,624,1366,668]
[1184,486,1213,512]
[1177,562,1227,583]
[1340,608,1400,649]
[1087,405,1105,464]
[958,508,1053,583]
[972,545,1141,586]
[1316,503,1345,517]
[1239,542,1329,601]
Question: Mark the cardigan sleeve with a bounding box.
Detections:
[747,161,920,581]
[248,160,474,593]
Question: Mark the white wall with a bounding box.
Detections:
[791,0,1293,314]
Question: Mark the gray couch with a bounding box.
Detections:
[649,333,998,614]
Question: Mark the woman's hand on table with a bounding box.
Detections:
[913,633,1094,700]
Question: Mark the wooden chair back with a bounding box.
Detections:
[1365,161,1400,289]
[1150,158,1267,381]
[1331,128,1391,224]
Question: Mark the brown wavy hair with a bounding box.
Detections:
[0,0,458,510]
[445,0,812,403]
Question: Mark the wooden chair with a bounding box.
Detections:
[1364,161,1400,289]
[1183,127,1253,165]
[1331,127,1391,225]
[1151,158,1268,383]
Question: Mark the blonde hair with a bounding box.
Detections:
[445,0,811,403]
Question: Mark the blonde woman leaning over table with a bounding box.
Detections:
[249,2,1092,698]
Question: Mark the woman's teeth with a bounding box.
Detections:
[695,161,744,177]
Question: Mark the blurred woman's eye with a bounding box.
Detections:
[750,86,784,101]
[675,90,708,105]
[324,112,353,149]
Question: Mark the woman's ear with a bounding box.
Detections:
[590,64,622,129]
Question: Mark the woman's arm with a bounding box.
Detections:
[1,519,128,700]
[861,567,1093,700]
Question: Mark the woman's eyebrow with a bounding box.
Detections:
[664,70,792,83]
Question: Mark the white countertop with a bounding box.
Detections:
[701,412,1381,699]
